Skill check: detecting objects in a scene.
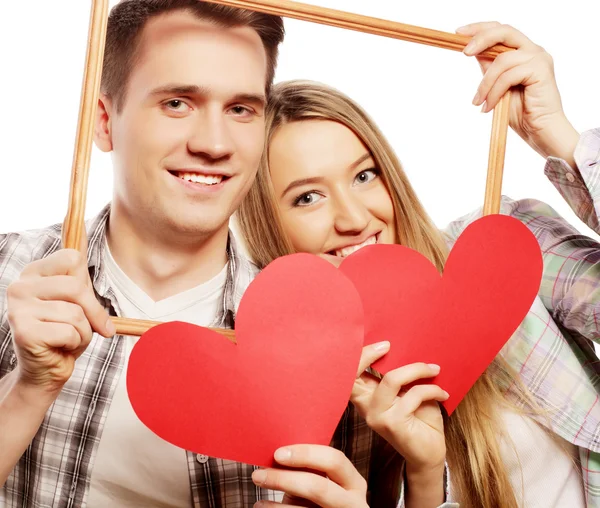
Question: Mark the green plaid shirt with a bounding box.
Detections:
[439,128,600,506]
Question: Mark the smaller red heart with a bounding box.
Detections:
[339,215,543,414]
[127,253,364,467]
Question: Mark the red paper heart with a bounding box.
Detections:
[339,215,543,414]
[126,254,364,467]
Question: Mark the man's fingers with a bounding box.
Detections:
[26,276,113,338]
[355,342,389,377]
[272,445,367,493]
[31,321,83,352]
[20,249,87,279]
[370,363,440,414]
[35,300,94,346]
[251,467,349,508]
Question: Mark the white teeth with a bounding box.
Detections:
[178,172,223,185]
[335,235,377,258]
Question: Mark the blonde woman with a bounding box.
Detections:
[242,24,600,508]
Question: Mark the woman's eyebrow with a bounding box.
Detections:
[347,153,372,171]
[281,176,324,198]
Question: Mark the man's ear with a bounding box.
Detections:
[94,93,114,153]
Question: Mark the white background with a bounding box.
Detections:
[0,0,599,239]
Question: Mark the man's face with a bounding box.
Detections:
[102,11,268,237]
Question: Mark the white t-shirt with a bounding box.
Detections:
[499,410,584,507]
[449,409,584,507]
[87,242,228,508]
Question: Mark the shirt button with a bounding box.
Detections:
[566,172,575,183]
[9,352,17,366]
[196,454,209,464]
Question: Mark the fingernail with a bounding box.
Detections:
[456,25,469,34]
[106,318,116,336]
[472,91,481,105]
[373,341,391,352]
[464,41,476,55]
[428,364,441,374]
[252,469,267,485]
[443,391,450,399]
[481,102,489,113]
[274,447,292,462]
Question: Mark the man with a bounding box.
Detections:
[0,2,398,507]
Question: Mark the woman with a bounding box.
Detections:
[241,24,600,508]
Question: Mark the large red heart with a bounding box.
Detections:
[339,215,543,414]
[126,254,364,467]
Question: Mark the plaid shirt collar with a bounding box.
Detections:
[85,203,253,327]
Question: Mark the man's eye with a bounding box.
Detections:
[230,105,253,116]
[164,99,190,112]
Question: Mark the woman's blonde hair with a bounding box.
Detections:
[237,80,550,508]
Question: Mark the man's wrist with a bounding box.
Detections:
[11,368,63,409]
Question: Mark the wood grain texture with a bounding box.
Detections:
[62,0,108,252]
[483,92,511,216]
[65,0,513,339]
[201,0,511,57]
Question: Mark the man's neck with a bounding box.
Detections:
[105,204,229,302]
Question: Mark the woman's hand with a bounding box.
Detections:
[458,21,579,167]
[252,445,368,507]
[351,342,448,474]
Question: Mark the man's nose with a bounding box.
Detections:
[187,107,234,161]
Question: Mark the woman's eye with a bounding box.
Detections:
[354,169,378,185]
[293,192,322,207]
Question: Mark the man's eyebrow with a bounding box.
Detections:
[148,85,266,107]
[149,84,208,97]
[232,93,267,108]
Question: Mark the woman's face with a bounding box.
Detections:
[269,119,396,258]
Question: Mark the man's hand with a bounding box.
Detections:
[6,248,115,396]
[252,445,368,508]
[458,21,579,168]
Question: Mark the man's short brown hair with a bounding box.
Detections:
[102,0,285,111]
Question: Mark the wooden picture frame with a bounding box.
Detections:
[63,0,513,338]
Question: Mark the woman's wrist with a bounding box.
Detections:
[405,462,446,508]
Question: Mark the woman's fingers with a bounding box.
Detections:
[472,50,531,106]
[370,363,441,415]
[460,23,535,56]
[396,384,450,416]
[355,342,389,377]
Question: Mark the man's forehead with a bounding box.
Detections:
[129,11,268,99]
[137,10,265,61]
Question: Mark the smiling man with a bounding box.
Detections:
[0,1,287,506]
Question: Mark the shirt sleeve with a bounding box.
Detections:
[397,462,460,507]
[545,128,600,235]
[503,197,600,343]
